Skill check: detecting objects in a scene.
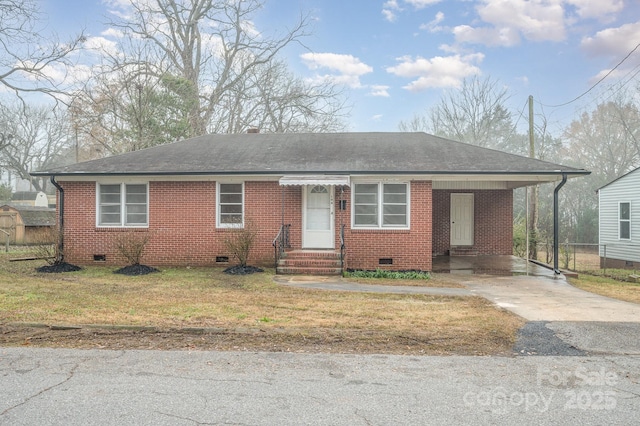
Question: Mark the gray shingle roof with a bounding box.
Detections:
[32,132,588,176]
[1,205,56,226]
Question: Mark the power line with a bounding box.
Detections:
[540,42,640,108]
[504,98,529,143]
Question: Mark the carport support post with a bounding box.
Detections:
[553,173,568,276]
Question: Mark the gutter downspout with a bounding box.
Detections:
[553,173,568,276]
[50,176,64,262]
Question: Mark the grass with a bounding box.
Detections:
[0,252,523,355]
[568,273,640,305]
[581,268,640,282]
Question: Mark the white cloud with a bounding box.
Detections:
[567,0,623,20]
[453,0,569,47]
[370,85,391,97]
[404,0,442,9]
[371,114,384,121]
[382,0,441,22]
[453,24,521,47]
[453,0,627,48]
[84,36,120,56]
[420,11,445,33]
[581,22,640,59]
[301,52,373,88]
[382,9,397,22]
[386,53,484,91]
[19,61,92,89]
[101,28,125,38]
[382,0,400,22]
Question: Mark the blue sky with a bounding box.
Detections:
[39,0,640,135]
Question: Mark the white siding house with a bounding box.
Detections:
[598,167,640,268]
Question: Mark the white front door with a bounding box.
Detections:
[303,185,334,248]
[451,193,474,246]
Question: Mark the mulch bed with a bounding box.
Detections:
[114,264,159,275]
[36,262,82,273]
[223,265,264,275]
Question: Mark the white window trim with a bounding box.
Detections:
[351,181,410,230]
[95,182,149,228]
[217,181,245,228]
[619,201,631,240]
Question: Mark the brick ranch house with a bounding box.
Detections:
[32,132,588,274]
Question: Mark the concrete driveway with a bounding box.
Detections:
[461,273,640,322]
[459,273,640,355]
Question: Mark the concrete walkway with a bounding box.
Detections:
[273,275,472,296]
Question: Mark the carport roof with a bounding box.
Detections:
[32,132,589,178]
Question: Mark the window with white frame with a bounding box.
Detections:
[619,202,631,240]
[353,182,408,228]
[218,182,244,227]
[97,183,148,227]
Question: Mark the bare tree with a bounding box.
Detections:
[564,101,640,183]
[556,99,640,245]
[105,0,341,137]
[212,59,348,133]
[400,76,514,150]
[71,0,346,153]
[0,0,85,100]
[71,63,193,157]
[0,103,74,192]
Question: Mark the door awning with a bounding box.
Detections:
[279,175,350,186]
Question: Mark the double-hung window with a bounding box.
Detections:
[97,183,148,227]
[353,182,409,228]
[619,202,631,240]
[218,182,244,227]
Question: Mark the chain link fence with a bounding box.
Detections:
[532,243,599,272]
[533,243,640,278]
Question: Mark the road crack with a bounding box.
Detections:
[1,362,80,417]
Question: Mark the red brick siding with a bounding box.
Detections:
[339,181,432,271]
[58,180,524,271]
[61,181,288,267]
[432,189,513,255]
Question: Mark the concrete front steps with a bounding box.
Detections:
[277,250,343,275]
[449,246,479,256]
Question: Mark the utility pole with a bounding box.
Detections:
[528,95,538,260]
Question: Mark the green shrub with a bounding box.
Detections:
[343,269,430,280]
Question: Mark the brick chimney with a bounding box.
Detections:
[247,128,259,134]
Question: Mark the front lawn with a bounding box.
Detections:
[569,273,640,305]
[0,253,523,355]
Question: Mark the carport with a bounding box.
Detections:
[432,255,555,277]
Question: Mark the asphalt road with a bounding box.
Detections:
[2,347,639,425]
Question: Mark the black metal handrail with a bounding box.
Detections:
[339,224,346,275]
[272,224,290,270]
